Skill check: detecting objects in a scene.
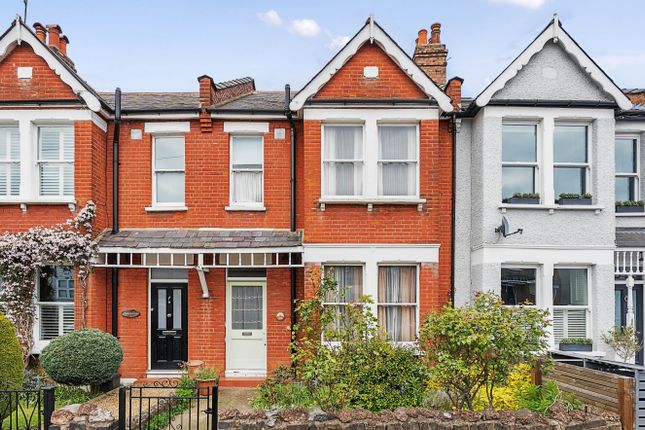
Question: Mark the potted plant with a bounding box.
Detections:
[504,193,540,204]
[558,193,592,205]
[194,366,220,390]
[616,200,645,213]
[558,337,593,352]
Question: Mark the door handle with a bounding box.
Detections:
[167,314,172,318]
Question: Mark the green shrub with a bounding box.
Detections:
[146,377,195,430]
[558,337,592,345]
[40,329,123,386]
[518,381,581,415]
[0,313,24,416]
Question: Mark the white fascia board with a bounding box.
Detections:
[471,245,614,266]
[212,114,286,120]
[483,105,615,120]
[0,109,107,131]
[289,21,454,113]
[0,19,102,112]
[616,121,645,133]
[303,108,439,121]
[144,121,191,134]
[474,19,632,111]
[223,121,269,134]
[304,244,440,264]
[98,246,304,254]
[121,113,199,120]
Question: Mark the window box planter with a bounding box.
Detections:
[558,338,593,352]
[504,197,540,204]
[558,194,592,206]
[616,205,645,213]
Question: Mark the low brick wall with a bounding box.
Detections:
[217,406,622,430]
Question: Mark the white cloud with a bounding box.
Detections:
[488,0,545,9]
[597,52,645,69]
[257,10,282,27]
[289,19,321,38]
[328,35,350,50]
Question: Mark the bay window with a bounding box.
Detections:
[153,136,185,206]
[230,136,263,206]
[322,265,363,339]
[501,267,536,306]
[323,125,363,197]
[0,125,20,197]
[37,266,75,341]
[38,126,74,197]
[377,266,417,342]
[615,136,639,202]
[552,267,589,341]
[502,124,538,201]
[553,125,589,199]
[377,125,418,196]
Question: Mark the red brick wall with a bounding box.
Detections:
[114,120,292,228]
[116,269,149,377]
[0,43,77,101]
[314,43,427,100]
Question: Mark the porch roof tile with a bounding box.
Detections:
[98,229,302,249]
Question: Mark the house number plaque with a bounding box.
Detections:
[121,309,141,318]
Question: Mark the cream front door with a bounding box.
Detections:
[225,281,267,376]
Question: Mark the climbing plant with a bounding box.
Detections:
[0,201,97,361]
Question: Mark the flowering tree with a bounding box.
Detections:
[0,202,98,361]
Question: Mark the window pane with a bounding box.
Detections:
[155,137,184,170]
[39,128,61,160]
[172,289,182,330]
[324,126,362,159]
[0,126,19,161]
[232,171,263,203]
[0,163,20,197]
[378,126,416,160]
[502,125,536,162]
[39,266,74,302]
[232,136,262,168]
[156,172,185,203]
[616,138,637,173]
[554,125,587,163]
[378,266,417,303]
[378,306,416,342]
[502,166,534,199]
[324,266,363,303]
[554,167,585,196]
[231,285,263,330]
[501,268,536,305]
[616,177,636,202]
[378,163,415,196]
[157,289,167,330]
[324,162,362,196]
[553,268,588,306]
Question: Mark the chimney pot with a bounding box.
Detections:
[430,22,441,44]
[59,35,69,56]
[46,24,62,50]
[33,22,46,43]
[417,29,428,46]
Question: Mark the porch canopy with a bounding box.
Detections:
[615,228,645,276]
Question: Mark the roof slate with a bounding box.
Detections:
[98,229,302,249]
[616,228,645,248]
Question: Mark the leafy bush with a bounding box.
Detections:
[419,292,550,410]
[511,193,540,199]
[194,366,220,382]
[55,386,96,406]
[40,329,123,386]
[472,364,533,411]
[602,326,643,362]
[0,313,24,416]
[558,193,592,200]
[251,367,314,409]
[518,381,581,415]
[616,200,645,207]
[559,337,592,345]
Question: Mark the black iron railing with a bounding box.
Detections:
[0,386,54,430]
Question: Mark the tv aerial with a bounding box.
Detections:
[495,216,523,237]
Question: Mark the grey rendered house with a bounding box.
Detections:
[454,16,635,358]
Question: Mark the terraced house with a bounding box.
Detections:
[1,11,645,381]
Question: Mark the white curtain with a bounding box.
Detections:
[378,126,416,196]
[232,286,263,330]
[233,171,263,203]
[378,266,416,342]
[324,126,362,196]
[232,136,263,203]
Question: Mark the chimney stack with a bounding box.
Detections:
[46,24,61,50]
[198,75,216,132]
[413,22,448,86]
[33,23,46,43]
[59,35,69,56]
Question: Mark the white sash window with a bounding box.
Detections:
[323,125,363,197]
[38,126,74,197]
[377,266,418,342]
[378,126,417,197]
[552,267,589,341]
[0,126,20,197]
[230,136,263,206]
[153,136,185,205]
[36,266,75,344]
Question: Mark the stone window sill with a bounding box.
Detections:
[499,203,604,215]
[145,205,188,212]
[616,212,645,217]
[225,205,266,212]
[0,199,77,212]
[318,197,426,212]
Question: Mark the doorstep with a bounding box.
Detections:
[219,376,265,388]
[145,369,183,380]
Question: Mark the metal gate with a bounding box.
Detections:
[117,381,217,430]
[0,386,55,430]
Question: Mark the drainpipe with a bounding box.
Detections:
[111,88,121,337]
[450,112,457,307]
[285,84,298,349]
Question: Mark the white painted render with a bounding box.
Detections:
[144,121,191,134]
[223,122,269,134]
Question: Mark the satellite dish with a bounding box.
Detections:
[495,216,523,238]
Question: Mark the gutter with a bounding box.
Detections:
[111,88,121,337]
[285,84,298,353]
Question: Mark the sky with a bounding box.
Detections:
[2,0,644,97]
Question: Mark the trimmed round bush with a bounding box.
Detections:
[0,312,24,415]
[40,329,123,386]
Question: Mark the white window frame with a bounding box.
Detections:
[501,121,541,203]
[321,123,366,199]
[376,123,420,198]
[553,122,592,202]
[33,266,75,353]
[37,125,75,198]
[152,134,185,207]
[0,125,20,198]
[500,264,539,307]
[229,134,265,209]
[552,265,592,342]
[321,264,366,342]
[376,263,420,344]
[615,134,640,202]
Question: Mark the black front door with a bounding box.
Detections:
[151,283,188,370]
[615,284,643,364]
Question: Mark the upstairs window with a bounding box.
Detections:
[378,125,418,197]
[38,126,74,197]
[553,125,589,199]
[502,124,537,201]
[323,125,363,197]
[153,136,185,205]
[615,137,639,202]
[230,136,263,206]
[0,126,20,197]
